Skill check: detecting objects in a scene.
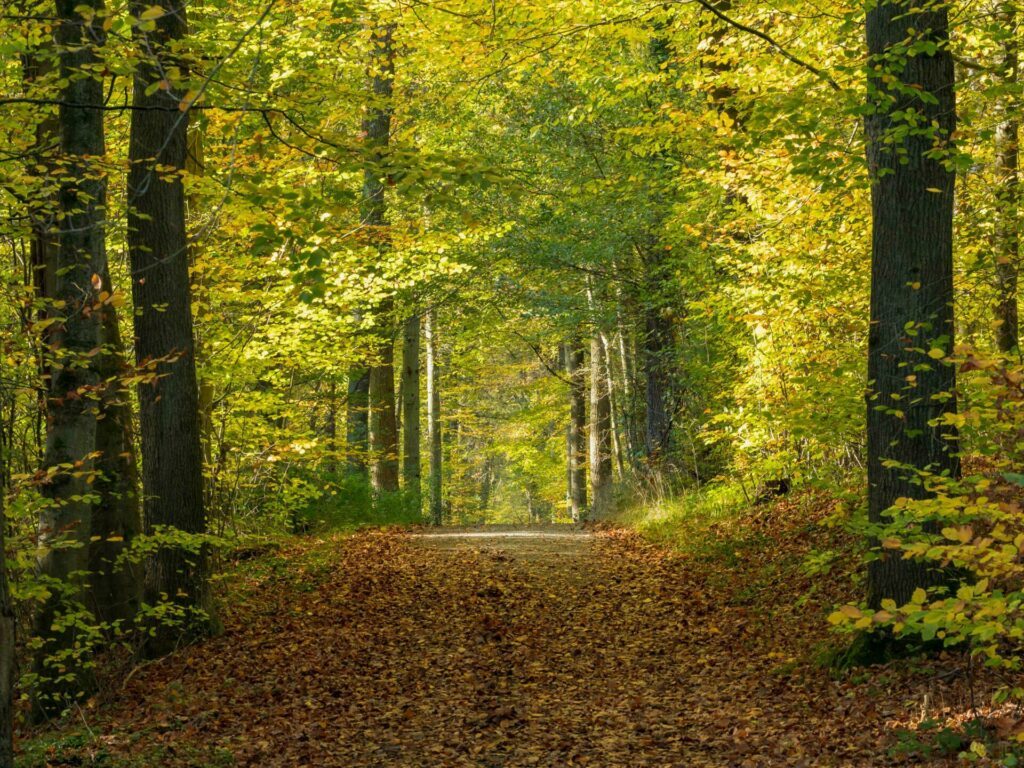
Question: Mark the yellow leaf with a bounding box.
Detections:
[912,588,927,604]
[927,348,945,359]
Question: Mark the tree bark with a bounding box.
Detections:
[128,0,214,654]
[32,0,110,717]
[600,331,625,479]
[641,273,673,468]
[566,339,587,522]
[362,23,399,494]
[368,330,400,493]
[401,314,421,507]
[426,309,443,525]
[346,367,370,475]
[0,475,14,767]
[865,0,959,608]
[89,261,141,627]
[590,333,613,519]
[995,2,1019,354]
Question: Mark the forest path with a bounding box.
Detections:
[95,527,903,767]
[407,524,593,560]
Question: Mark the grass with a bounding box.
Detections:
[615,481,750,554]
[17,728,235,767]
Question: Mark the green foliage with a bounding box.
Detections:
[832,353,1024,708]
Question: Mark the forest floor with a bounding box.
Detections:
[20,498,999,767]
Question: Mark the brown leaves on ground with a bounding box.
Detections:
[38,503,990,767]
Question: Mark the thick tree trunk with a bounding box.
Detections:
[590,334,613,519]
[128,0,214,654]
[566,340,587,522]
[32,0,109,717]
[995,2,1019,354]
[865,0,959,608]
[426,309,443,525]
[401,314,421,506]
[346,367,370,474]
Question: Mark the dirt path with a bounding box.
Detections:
[80,527,939,767]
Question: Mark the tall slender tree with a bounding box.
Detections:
[346,366,370,474]
[566,338,587,521]
[401,314,421,508]
[590,332,613,518]
[425,308,443,525]
[127,0,213,653]
[995,2,1019,354]
[0,474,13,766]
[865,0,959,607]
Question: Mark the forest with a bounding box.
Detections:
[1,0,1024,764]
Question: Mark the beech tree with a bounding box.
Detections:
[363,23,399,494]
[31,0,109,716]
[864,0,959,607]
[127,0,213,652]
[566,339,587,522]
[401,313,421,506]
[589,332,613,519]
[426,308,443,525]
[995,0,1020,355]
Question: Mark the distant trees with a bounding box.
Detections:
[864,0,959,607]
[589,333,614,518]
[995,0,1020,355]
[401,314,422,509]
[426,309,443,525]
[566,340,587,522]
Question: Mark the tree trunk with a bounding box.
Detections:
[479,455,493,512]
[401,314,421,507]
[567,339,588,522]
[368,331,400,493]
[128,0,214,654]
[32,0,109,717]
[346,367,370,475]
[600,331,625,479]
[614,313,639,464]
[0,478,14,767]
[865,0,959,608]
[995,2,1019,355]
[362,23,399,494]
[89,261,141,627]
[590,333,613,519]
[641,282,673,467]
[426,309,443,525]
[326,380,338,473]
[185,94,216,478]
